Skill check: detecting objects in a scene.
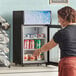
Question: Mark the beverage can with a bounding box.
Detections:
[24,40,27,49]
[24,40,30,49]
[34,34,37,38]
[30,34,34,38]
[24,54,29,61]
[34,40,37,49]
[35,40,41,49]
[27,40,30,49]
[24,34,27,38]
[25,34,31,38]
[37,53,44,60]
[41,33,45,38]
[30,55,35,61]
[37,34,41,38]
[37,55,42,61]
[40,53,44,60]
[30,40,34,49]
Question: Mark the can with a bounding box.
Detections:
[37,53,44,60]
[37,34,41,38]
[30,55,35,61]
[27,40,30,49]
[34,34,37,38]
[24,34,27,38]
[34,40,37,49]
[37,55,42,61]
[24,40,30,49]
[41,34,45,38]
[24,40,27,49]
[30,40,34,49]
[24,54,29,61]
[35,40,41,49]
[40,53,44,60]
[25,34,31,38]
[30,34,34,38]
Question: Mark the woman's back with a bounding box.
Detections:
[53,25,76,59]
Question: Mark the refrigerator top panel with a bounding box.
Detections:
[24,11,51,24]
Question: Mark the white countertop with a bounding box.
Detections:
[0,64,58,74]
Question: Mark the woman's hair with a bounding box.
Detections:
[58,6,76,23]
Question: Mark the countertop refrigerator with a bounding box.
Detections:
[21,25,61,65]
[13,11,61,65]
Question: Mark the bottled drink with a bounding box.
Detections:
[40,53,44,60]
[37,55,42,61]
[37,53,44,61]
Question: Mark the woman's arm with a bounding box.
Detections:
[40,39,57,52]
[33,39,57,56]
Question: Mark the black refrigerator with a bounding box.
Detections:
[13,11,61,65]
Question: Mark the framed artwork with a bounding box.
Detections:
[24,11,51,24]
[50,0,68,4]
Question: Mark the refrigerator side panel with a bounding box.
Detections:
[21,25,24,64]
[13,11,24,64]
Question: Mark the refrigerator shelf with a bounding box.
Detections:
[24,49,36,51]
[23,60,46,64]
[0,42,4,43]
[24,38,45,40]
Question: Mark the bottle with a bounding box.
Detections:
[40,53,44,60]
[37,53,44,61]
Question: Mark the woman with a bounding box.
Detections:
[33,6,76,76]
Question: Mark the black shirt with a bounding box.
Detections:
[53,25,76,59]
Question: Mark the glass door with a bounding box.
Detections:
[48,26,61,63]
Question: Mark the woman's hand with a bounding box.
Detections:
[33,49,41,57]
